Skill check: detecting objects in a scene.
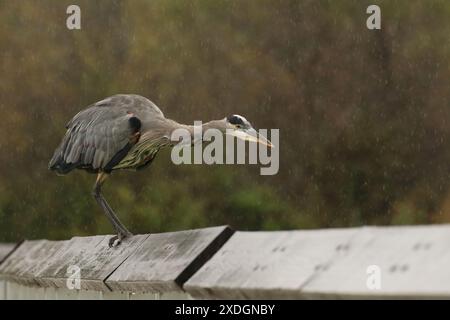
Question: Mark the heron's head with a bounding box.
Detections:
[223,114,273,148]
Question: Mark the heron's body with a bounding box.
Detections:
[49,94,179,174]
[49,94,271,247]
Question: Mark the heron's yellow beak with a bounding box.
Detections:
[226,128,274,148]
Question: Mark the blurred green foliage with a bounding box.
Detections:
[1,0,450,241]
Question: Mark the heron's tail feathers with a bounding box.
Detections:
[48,157,78,176]
[48,137,77,175]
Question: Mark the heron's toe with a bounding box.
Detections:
[108,235,121,248]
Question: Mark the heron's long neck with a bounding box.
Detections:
[138,119,226,149]
[166,119,225,144]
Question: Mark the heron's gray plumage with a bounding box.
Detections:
[49,94,169,174]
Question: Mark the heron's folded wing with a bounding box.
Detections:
[51,106,133,171]
[49,94,163,173]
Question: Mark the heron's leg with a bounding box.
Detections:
[92,173,133,247]
[94,174,130,234]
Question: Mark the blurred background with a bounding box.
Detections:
[1,0,450,241]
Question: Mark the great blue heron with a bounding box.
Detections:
[49,94,272,247]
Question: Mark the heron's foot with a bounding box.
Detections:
[108,231,133,248]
